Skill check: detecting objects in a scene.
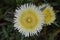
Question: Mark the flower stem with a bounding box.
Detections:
[53,22,60,27]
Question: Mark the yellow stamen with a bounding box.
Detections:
[43,6,55,25]
[18,9,39,31]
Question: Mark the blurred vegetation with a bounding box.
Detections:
[0,0,60,40]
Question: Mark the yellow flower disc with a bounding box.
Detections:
[42,6,56,25]
[19,9,39,31]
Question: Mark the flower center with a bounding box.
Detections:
[43,7,52,24]
[26,17,32,23]
[18,9,39,31]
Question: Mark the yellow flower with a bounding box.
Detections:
[14,4,44,37]
[42,6,56,25]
